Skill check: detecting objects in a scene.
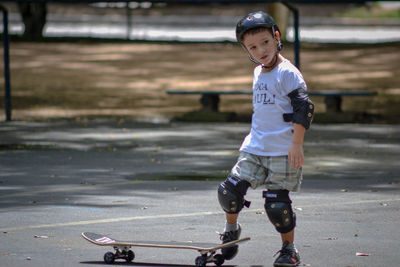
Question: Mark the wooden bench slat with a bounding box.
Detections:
[167,90,376,97]
[167,90,251,95]
[166,90,377,113]
[308,90,377,96]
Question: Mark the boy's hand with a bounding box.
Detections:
[290,123,306,169]
[288,143,304,169]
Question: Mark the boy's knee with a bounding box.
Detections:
[218,176,251,214]
[263,190,296,233]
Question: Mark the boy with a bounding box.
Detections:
[217,11,314,267]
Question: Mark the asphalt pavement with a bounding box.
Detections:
[0,119,399,267]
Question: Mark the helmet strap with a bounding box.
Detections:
[271,25,283,52]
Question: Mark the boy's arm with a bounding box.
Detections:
[286,87,314,169]
[289,123,306,169]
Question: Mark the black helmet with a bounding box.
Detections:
[236,11,279,43]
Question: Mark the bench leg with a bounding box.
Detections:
[324,95,342,113]
[200,94,220,112]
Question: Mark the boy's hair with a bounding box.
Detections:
[240,26,276,43]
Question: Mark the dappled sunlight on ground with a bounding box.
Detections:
[0,42,399,121]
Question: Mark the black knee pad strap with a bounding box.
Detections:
[263,190,296,234]
[218,176,251,214]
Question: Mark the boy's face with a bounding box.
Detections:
[242,29,279,66]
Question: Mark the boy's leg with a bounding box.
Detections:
[262,155,302,267]
[226,213,239,225]
[220,212,241,260]
[263,190,300,267]
[217,176,250,260]
[281,229,294,244]
[217,152,265,260]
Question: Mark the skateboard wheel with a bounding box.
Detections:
[214,254,225,266]
[126,250,135,262]
[104,252,115,264]
[195,256,206,267]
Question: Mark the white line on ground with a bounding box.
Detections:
[1,198,399,233]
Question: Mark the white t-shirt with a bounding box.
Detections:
[240,59,307,156]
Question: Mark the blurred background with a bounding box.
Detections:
[0,1,399,123]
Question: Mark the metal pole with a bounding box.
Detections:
[281,1,300,70]
[126,2,132,40]
[0,5,11,121]
[293,7,300,69]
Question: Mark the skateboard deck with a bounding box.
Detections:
[82,232,250,266]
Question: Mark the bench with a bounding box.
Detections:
[167,90,377,113]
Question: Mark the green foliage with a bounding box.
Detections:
[335,4,400,19]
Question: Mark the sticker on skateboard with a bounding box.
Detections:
[82,232,250,266]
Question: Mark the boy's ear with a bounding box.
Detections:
[275,31,281,39]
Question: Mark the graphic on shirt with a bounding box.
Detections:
[253,82,275,105]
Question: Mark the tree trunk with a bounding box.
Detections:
[267,3,289,41]
[17,3,47,41]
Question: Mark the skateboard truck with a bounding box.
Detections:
[104,245,135,264]
[195,250,225,267]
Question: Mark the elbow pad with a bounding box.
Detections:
[286,88,314,129]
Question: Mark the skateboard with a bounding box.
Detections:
[82,232,250,266]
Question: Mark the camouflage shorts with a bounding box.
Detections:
[230,151,302,191]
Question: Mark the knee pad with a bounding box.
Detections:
[218,176,251,214]
[263,190,296,233]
